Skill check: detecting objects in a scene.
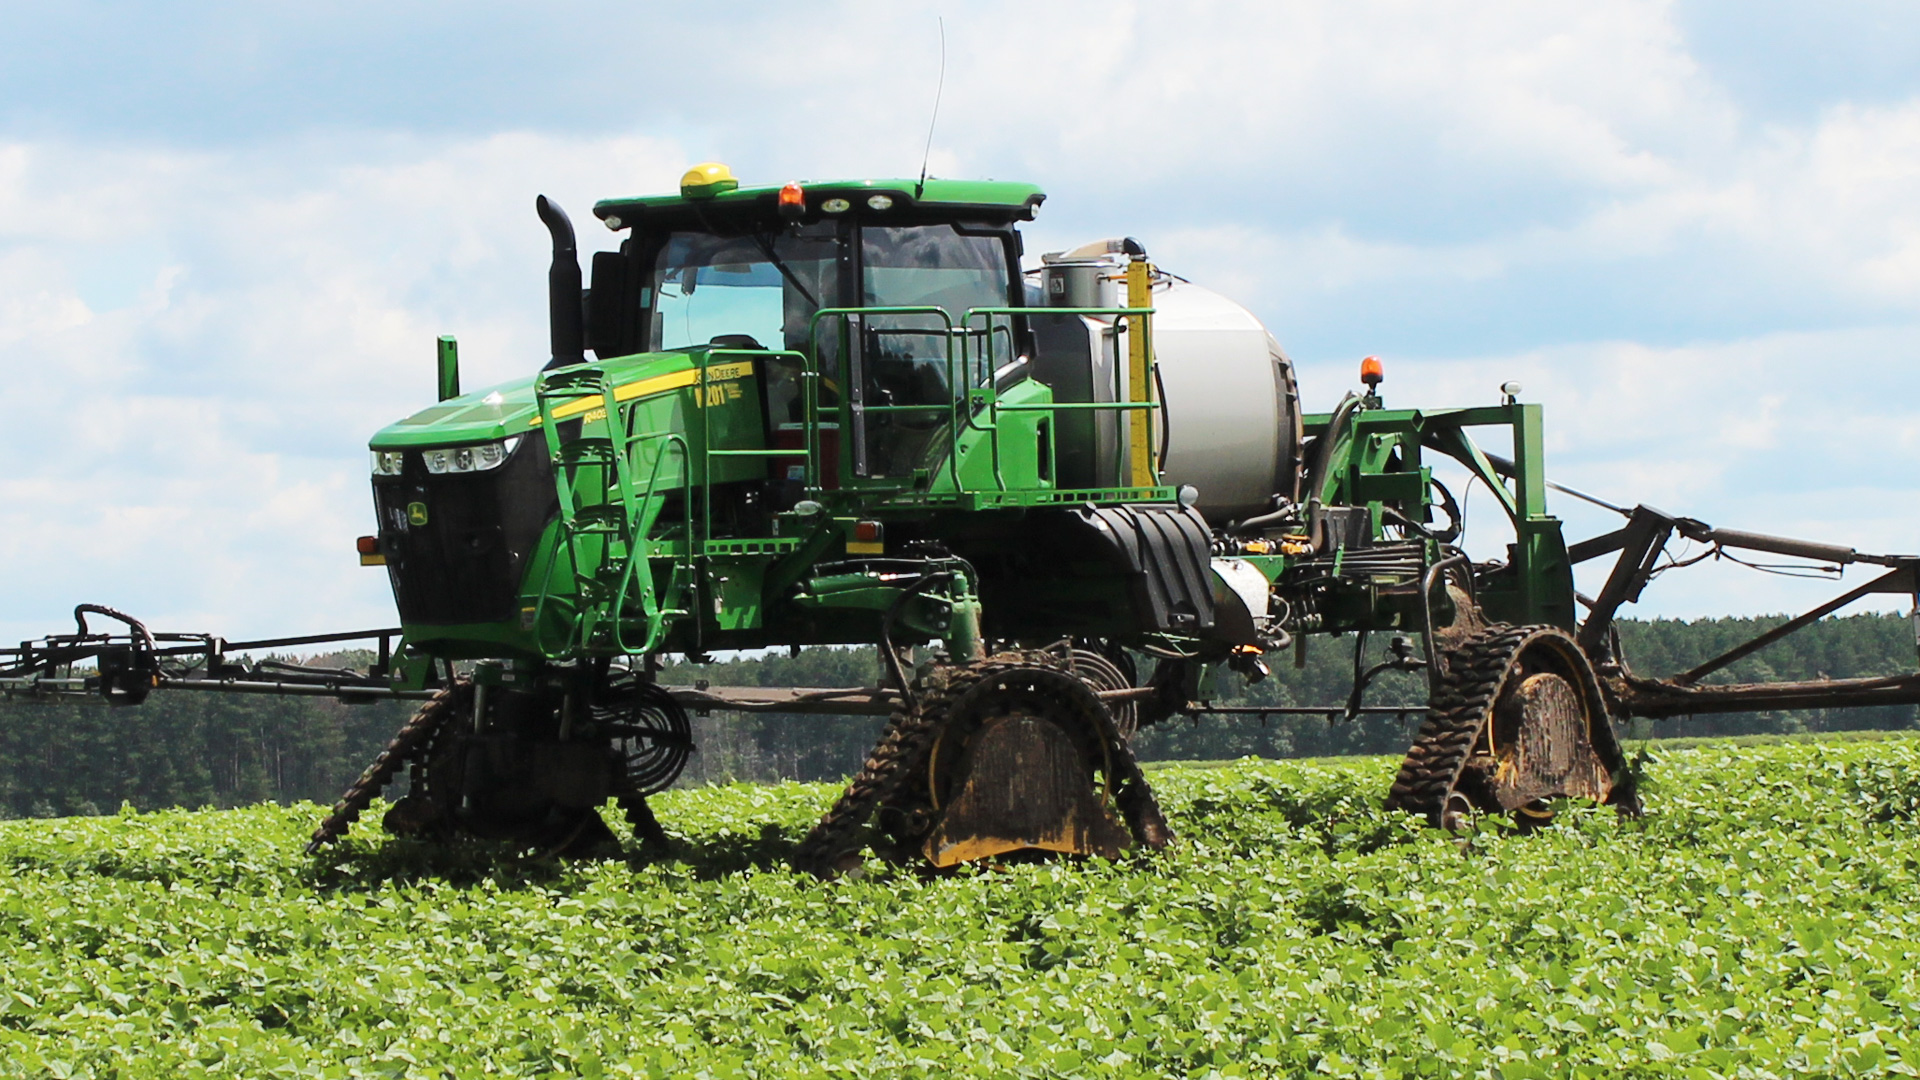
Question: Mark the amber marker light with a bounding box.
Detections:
[778,182,805,218]
[357,535,386,566]
[1360,355,1384,387]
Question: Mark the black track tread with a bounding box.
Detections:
[617,792,670,849]
[792,651,1133,876]
[1383,624,1535,821]
[1110,735,1173,849]
[790,657,1016,876]
[306,680,468,853]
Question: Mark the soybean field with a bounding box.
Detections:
[3,737,1919,1078]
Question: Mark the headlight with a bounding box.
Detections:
[370,450,404,476]
[422,436,520,475]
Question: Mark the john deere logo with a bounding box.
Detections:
[407,502,430,526]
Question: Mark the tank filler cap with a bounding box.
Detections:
[681,162,740,198]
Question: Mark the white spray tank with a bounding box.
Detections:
[1026,239,1303,525]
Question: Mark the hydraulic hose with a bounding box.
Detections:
[1230,501,1297,535]
[1302,392,1361,554]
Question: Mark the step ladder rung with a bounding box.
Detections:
[567,505,629,523]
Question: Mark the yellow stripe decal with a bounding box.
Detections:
[532,368,701,425]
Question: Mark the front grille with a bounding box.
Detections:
[372,439,557,626]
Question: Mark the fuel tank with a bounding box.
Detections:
[1027,241,1301,524]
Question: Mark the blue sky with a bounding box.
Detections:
[4,0,1919,643]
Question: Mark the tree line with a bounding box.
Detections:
[1,613,1913,817]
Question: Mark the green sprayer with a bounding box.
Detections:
[8,164,1918,871]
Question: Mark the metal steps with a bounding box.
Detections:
[531,366,694,656]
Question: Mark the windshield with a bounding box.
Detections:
[647,223,841,432]
[862,225,1015,382]
[854,224,1016,477]
[648,223,840,354]
[637,218,1017,480]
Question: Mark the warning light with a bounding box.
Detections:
[1360,355,1384,387]
[357,535,386,566]
[778,182,805,218]
[846,519,885,554]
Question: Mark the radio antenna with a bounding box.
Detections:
[917,17,946,196]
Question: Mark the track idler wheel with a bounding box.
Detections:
[1386,624,1631,828]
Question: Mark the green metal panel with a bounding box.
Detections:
[1351,469,1426,507]
[594,178,1045,223]
[371,351,703,449]
[436,336,460,402]
[1511,403,1548,521]
[931,377,1055,495]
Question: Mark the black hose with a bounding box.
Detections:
[1341,628,1372,721]
[1228,498,1298,536]
[1428,477,1462,543]
[1303,393,1361,554]
[1418,551,1472,676]
[73,604,155,651]
[1152,361,1172,475]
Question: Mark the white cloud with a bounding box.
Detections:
[0,132,689,641]
[2,0,1919,644]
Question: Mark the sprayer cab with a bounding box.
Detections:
[575,174,1048,481]
[583,172,1043,359]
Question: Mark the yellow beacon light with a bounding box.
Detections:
[680,162,740,198]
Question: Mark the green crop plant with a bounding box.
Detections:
[1,736,1917,1078]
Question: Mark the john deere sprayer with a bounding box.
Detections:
[8,164,1919,871]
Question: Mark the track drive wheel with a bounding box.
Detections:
[1386,624,1631,828]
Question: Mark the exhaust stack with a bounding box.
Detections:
[536,195,585,369]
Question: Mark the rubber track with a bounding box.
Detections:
[1110,734,1173,849]
[617,792,670,849]
[790,659,1007,876]
[1383,623,1534,821]
[792,652,1131,876]
[306,680,467,853]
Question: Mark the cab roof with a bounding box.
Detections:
[592,177,1045,227]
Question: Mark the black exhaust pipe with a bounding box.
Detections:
[536,195,585,369]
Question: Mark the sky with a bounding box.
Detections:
[3,0,1920,646]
